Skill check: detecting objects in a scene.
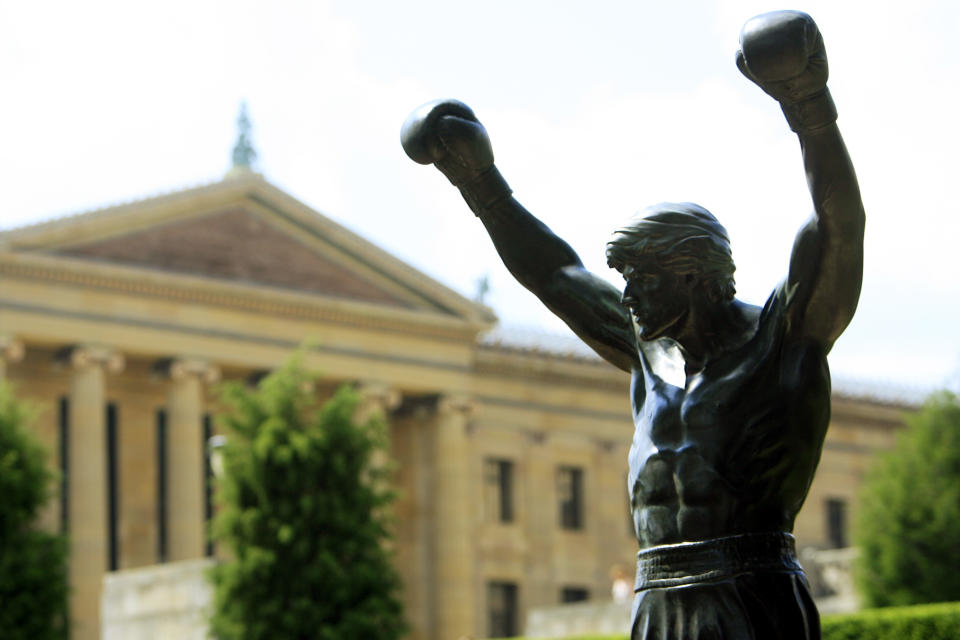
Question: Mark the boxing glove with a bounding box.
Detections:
[736,11,837,133]
[401,99,512,215]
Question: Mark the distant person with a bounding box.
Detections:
[611,564,632,605]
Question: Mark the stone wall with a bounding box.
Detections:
[801,546,860,615]
[101,558,214,640]
[525,599,632,638]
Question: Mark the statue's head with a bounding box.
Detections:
[606,202,736,304]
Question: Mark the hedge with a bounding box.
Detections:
[505,601,960,640]
[507,636,624,640]
[821,601,960,640]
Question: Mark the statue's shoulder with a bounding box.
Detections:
[754,281,794,337]
[732,285,791,369]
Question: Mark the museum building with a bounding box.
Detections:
[0,168,908,640]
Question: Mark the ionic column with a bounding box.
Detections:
[163,358,219,561]
[355,382,401,470]
[432,394,476,640]
[595,439,629,592]
[65,345,123,640]
[524,431,556,609]
[0,335,24,382]
[354,382,401,425]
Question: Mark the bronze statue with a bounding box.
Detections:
[401,10,863,640]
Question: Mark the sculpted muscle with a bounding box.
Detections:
[737,11,865,350]
[401,99,639,372]
[402,11,864,639]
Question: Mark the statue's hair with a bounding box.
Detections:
[605,202,736,302]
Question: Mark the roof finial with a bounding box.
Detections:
[231,101,258,171]
[474,274,490,305]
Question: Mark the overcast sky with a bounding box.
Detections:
[1,0,957,393]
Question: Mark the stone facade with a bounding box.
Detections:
[526,600,633,638]
[0,171,909,639]
[101,559,214,640]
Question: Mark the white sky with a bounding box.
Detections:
[1,0,958,392]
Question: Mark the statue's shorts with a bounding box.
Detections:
[631,532,819,640]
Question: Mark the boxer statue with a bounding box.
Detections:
[402,11,863,640]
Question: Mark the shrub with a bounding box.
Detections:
[505,636,626,640]
[822,601,960,640]
[0,383,69,640]
[208,357,406,640]
[855,391,960,607]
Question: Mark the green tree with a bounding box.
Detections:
[0,383,69,640]
[856,390,960,607]
[209,358,406,640]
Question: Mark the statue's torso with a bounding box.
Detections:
[628,286,832,549]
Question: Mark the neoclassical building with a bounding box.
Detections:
[0,168,909,640]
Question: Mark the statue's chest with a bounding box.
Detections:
[633,378,745,457]
[627,343,782,497]
[628,383,740,508]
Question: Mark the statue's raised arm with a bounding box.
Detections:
[401,100,640,372]
[737,11,865,352]
[402,10,867,639]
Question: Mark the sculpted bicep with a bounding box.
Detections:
[540,266,640,372]
[786,216,820,302]
[785,213,863,351]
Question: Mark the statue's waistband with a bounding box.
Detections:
[634,531,803,592]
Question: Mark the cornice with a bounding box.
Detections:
[830,395,910,428]
[473,342,629,392]
[474,342,914,415]
[0,176,253,247]
[0,251,492,343]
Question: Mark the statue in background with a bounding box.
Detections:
[402,11,863,640]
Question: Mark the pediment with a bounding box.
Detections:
[56,207,414,309]
[0,173,495,324]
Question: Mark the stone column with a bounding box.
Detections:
[432,394,476,640]
[391,400,433,640]
[595,439,629,594]
[0,335,24,382]
[163,358,219,561]
[66,345,123,640]
[355,382,401,469]
[524,431,556,610]
[355,382,401,424]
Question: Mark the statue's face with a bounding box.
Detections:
[618,257,690,342]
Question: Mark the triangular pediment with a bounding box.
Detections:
[56,207,414,309]
[0,172,495,324]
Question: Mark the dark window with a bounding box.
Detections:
[58,396,69,534]
[557,466,584,530]
[484,458,514,523]
[106,402,119,571]
[203,413,214,557]
[156,408,167,563]
[561,586,589,603]
[826,498,847,549]
[488,581,518,638]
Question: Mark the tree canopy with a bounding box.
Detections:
[0,383,69,640]
[209,358,406,640]
[856,390,960,607]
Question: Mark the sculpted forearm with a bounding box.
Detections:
[797,124,865,344]
[401,99,591,295]
[401,99,638,371]
[477,196,586,292]
[738,11,865,347]
[478,199,638,371]
[800,124,865,240]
